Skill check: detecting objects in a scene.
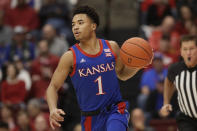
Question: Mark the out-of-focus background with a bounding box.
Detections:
[0,0,196,130]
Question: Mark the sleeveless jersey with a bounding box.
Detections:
[70,39,122,111]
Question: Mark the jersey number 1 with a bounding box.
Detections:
[94,76,105,95]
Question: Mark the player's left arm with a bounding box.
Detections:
[108,41,141,81]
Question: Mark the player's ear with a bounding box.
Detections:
[92,23,97,31]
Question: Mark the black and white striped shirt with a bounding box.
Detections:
[167,61,197,119]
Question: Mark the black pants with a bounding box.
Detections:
[176,112,197,131]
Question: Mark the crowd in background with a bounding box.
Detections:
[0,0,196,131]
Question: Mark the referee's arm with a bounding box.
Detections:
[160,77,176,117]
[163,77,176,105]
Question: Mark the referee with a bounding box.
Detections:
[160,35,197,131]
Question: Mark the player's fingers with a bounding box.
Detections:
[57,109,66,115]
[50,120,55,130]
[51,119,61,128]
[51,113,64,122]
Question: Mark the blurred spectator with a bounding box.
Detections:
[27,99,41,122]
[39,0,72,40]
[146,0,174,26]
[15,58,32,91]
[0,10,13,67]
[34,114,50,131]
[175,5,197,36]
[73,123,81,131]
[0,121,9,131]
[176,0,197,17]
[0,63,27,105]
[0,0,11,11]
[158,35,178,67]
[13,110,35,131]
[149,16,180,52]
[4,0,39,32]
[3,26,35,68]
[128,108,155,131]
[42,24,69,57]
[11,0,42,12]
[137,52,167,110]
[0,104,16,130]
[31,40,59,99]
[145,79,164,119]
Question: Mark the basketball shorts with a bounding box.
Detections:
[81,101,130,131]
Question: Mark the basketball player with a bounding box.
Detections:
[46,5,146,131]
[160,35,197,131]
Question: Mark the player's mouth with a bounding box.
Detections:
[74,32,80,36]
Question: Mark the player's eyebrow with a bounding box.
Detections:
[72,19,84,24]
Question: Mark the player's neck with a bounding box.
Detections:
[79,36,98,50]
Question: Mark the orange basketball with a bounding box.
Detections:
[120,37,153,68]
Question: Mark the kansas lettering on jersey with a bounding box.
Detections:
[70,39,122,111]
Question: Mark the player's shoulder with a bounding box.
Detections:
[59,50,73,65]
[105,40,120,54]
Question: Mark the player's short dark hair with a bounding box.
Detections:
[73,5,99,28]
[180,35,197,47]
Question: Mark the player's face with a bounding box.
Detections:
[72,14,96,41]
[181,41,197,67]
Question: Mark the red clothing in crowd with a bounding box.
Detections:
[4,4,39,31]
[31,54,59,98]
[1,80,27,104]
[149,30,180,52]
[141,0,176,12]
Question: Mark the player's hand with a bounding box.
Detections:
[49,108,65,130]
[159,104,172,117]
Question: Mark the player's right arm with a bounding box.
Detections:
[160,77,176,117]
[46,50,73,129]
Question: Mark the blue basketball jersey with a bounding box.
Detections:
[70,39,122,111]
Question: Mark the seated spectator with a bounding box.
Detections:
[31,40,59,99]
[13,110,35,131]
[146,0,173,26]
[128,108,155,131]
[3,26,35,68]
[4,0,39,32]
[0,0,11,10]
[42,24,69,57]
[175,5,197,36]
[0,104,16,130]
[158,35,179,67]
[0,121,9,131]
[27,99,41,122]
[148,16,180,54]
[0,10,13,67]
[15,58,32,91]
[1,63,27,105]
[137,52,167,110]
[145,78,164,119]
[39,0,72,40]
[11,0,42,12]
[34,114,50,131]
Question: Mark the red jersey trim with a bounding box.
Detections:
[69,48,76,77]
[105,40,117,59]
[75,39,103,58]
[84,116,92,131]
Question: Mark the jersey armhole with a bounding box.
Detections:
[105,40,117,60]
[69,47,76,77]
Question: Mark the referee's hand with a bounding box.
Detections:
[49,108,65,130]
[159,104,172,117]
